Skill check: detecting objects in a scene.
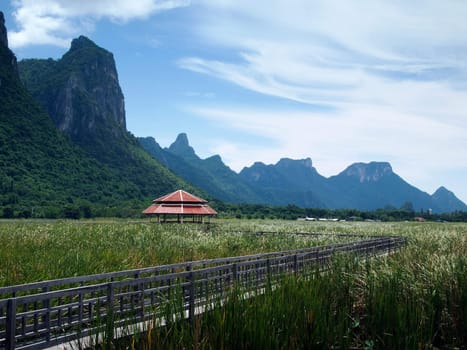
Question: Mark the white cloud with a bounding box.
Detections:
[190,103,467,196]
[178,0,467,200]
[9,0,190,48]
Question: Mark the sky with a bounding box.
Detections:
[2,0,467,203]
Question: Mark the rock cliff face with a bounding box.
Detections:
[168,133,197,159]
[0,11,18,79]
[0,12,8,48]
[15,34,192,204]
[1,13,163,217]
[338,162,393,183]
[18,36,126,146]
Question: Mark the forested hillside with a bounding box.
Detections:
[1,14,194,218]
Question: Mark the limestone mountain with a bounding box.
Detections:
[240,159,467,212]
[1,14,131,217]
[18,36,126,161]
[239,158,329,207]
[146,131,466,212]
[167,133,198,161]
[431,186,467,213]
[17,35,194,197]
[327,162,436,211]
[1,17,193,217]
[139,134,264,203]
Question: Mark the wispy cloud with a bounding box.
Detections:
[178,0,467,198]
[189,103,466,190]
[9,0,191,48]
[180,1,467,106]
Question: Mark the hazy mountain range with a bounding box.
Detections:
[138,134,467,213]
[1,12,465,216]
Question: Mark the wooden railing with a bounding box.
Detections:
[0,234,406,349]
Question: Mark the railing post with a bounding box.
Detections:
[187,265,195,323]
[293,254,298,275]
[6,298,16,350]
[42,286,51,342]
[78,290,84,332]
[105,283,114,347]
[232,263,238,286]
[266,258,271,289]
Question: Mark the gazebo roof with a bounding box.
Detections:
[143,190,217,216]
[153,189,207,204]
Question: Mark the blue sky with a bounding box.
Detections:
[3,0,467,203]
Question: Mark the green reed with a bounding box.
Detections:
[120,222,466,349]
[1,219,348,286]
[1,220,465,348]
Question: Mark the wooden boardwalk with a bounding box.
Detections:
[0,233,406,349]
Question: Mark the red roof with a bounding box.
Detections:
[143,190,217,216]
[154,190,207,204]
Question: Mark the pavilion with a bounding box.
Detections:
[143,189,217,223]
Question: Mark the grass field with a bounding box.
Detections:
[0,219,465,348]
[0,218,365,286]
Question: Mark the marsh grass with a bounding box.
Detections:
[1,219,465,349]
[130,251,464,349]
[110,222,465,349]
[0,219,358,286]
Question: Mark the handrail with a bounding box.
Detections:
[0,234,406,350]
[0,233,393,298]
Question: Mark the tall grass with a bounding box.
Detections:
[123,223,466,349]
[0,219,352,286]
[1,219,465,348]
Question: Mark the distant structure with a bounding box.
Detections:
[143,189,217,223]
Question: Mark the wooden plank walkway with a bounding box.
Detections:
[0,233,406,349]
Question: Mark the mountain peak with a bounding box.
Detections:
[70,35,99,52]
[174,133,190,147]
[18,35,126,152]
[168,133,197,159]
[433,186,449,195]
[277,157,313,169]
[342,161,393,183]
[0,12,8,48]
[432,186,467,212]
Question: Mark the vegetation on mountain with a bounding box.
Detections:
[17,37,196,207]
[1,18,194,218]
[139,134,265,203]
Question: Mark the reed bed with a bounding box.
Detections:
[1,219,355,286]
[115,221,466,349]
[0,219,465,348]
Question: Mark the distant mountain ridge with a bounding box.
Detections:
[140,133,467,213]
[139,134,265,204]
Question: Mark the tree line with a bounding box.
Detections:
[1,199,466,222]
